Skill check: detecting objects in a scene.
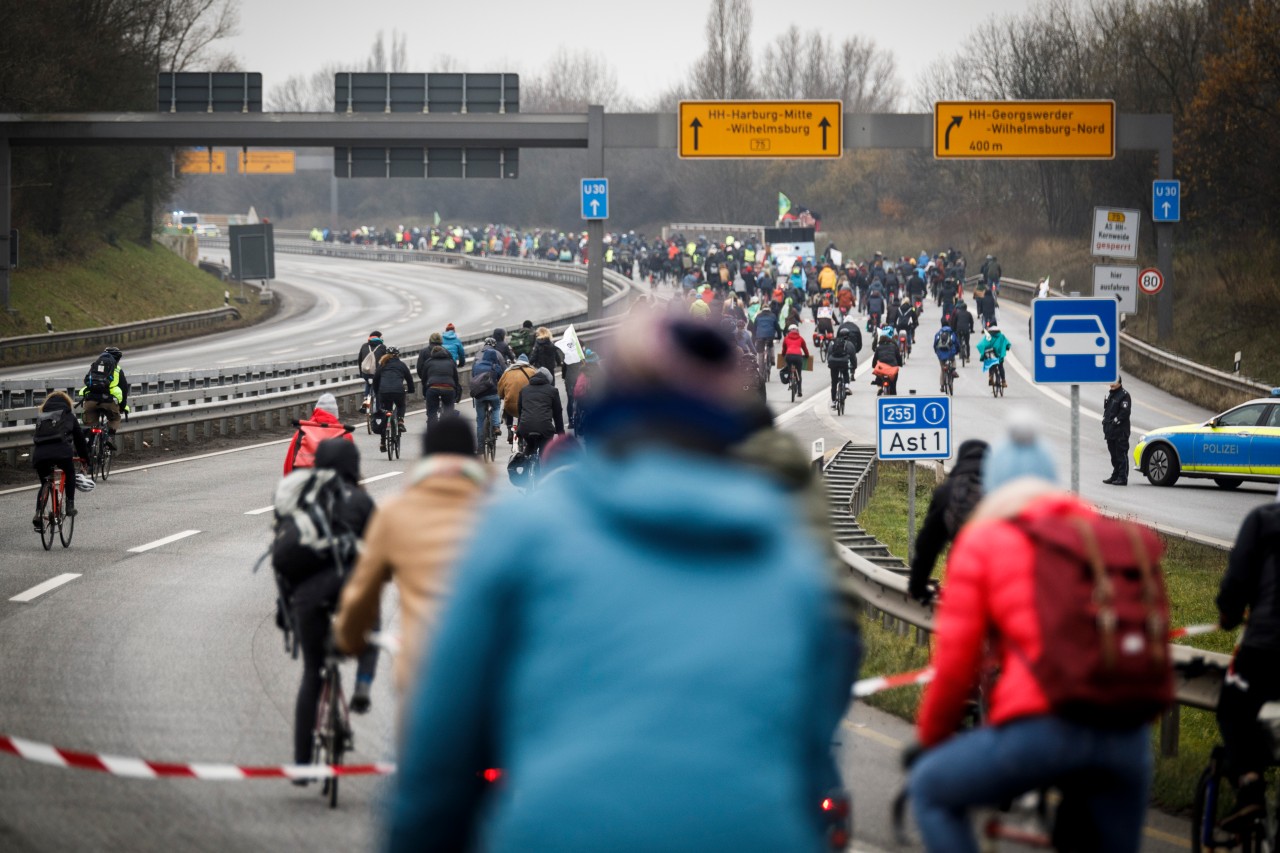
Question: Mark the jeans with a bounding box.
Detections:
[909,716,1151,853]
[474,394,501,446]
[425,387,456,426]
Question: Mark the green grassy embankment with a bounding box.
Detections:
[853,461,1233,813]
[0,237,271,342]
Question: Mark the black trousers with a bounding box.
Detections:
[425,387,456,426]
[829,363,850,401]
[1217,645,1280,782]
[35,458,76,514]
[1106,437,1129,482]
[292,572,379,765]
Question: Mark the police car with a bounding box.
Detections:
[1133,391,1280,488]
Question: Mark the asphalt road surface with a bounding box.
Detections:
[1,263,1255,851]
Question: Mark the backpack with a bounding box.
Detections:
[271,469,357,586]
[573,371,591,400]
[469,366,497,398]
[288,420,347,471]
[86,353,116,395]
[360,343,381,375]
[508,328,534,358]
[33,409,70,446]
[1011,514,1173,727]
[935,329,955,354]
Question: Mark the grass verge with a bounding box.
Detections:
[1,237,271,340]
[853,460,1234,813]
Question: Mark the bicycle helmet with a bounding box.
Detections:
[483,336,497,347]
[74,472,95,493]
[837,327,851,339]
[386,346,401,357]
[104,346,123,360]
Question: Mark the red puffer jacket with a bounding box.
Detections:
[916,479,1102,747]
[780,330,810,357]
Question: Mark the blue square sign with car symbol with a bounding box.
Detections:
[1032,298,1119,384]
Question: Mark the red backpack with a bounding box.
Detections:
[287,420,349,473]
[1012,513,1173,727]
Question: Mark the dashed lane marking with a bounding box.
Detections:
[359,472,403,485]
[128,530,201,554]
[10,574,81,603]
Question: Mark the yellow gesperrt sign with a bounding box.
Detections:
[176,150,226,174]
[933,100,1115,160]
[679,100,842,159]
[238,151,296,174]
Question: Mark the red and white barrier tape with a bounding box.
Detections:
[853,667,934,698]
[0,736,394,780]
[1169,623,1218,640]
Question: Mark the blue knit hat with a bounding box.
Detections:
[982,409,1058,492]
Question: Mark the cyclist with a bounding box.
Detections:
[497,355,537,444]
[31,390,89,531]
[283,392,354,475]
[975,283,998,329]
[780,324,810,397]
[1214,489,1280,828]
[357,332,386,412]
[906,439,988,605]
[895,298,919,347]
[814,293,836,345]
[976,324,1011,390]
[932,323,959,392]
[441,323,466,365]
[827,326,859,410]
[866,281,886,331]
[908,419,1155,853]
[373,347,415,452]
[516,367,564,457]
[417,344,462,427]
[871,326,901,395]
[80,346,129,449]
[471,337,507,451]
[752,303,780,376]
[951,300,975,362]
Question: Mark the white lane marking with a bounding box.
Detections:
[775,356,873,426]
[10,573,81,603]
[359,471,403,485]
[128,530,201,553]
[269,348,298,355]
[313,339,336,346]
[244,505,274,516]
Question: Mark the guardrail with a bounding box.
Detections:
[0,307,243,367]
[997,276,1273,410]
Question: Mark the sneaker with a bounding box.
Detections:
[66,507,77,517]
[350,680,372,715]
[32,515,43,532]
[1001,380,1007,388]
[829,401,838,409]
[379,442,386,452]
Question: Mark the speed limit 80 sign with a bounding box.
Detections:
[1139,267,1164,295]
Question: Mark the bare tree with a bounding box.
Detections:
[759,27,899,110]
[523,49,625,112]
[268,31,413,112]
[121,0,240,71]
[691,0,754,99]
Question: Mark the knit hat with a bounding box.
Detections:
[517,354,530,364]
[522,320,534,329]
[982,409,1057,492]
[429,332,443,345]
[493,327,506,341]
[445,323,455,331]
[315,392,339,418]
[422,413,475,457]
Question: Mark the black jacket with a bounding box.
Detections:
[31,395,90,466]
[1102,385,1132,440]
[952,305,975,335]
[517,369,564,438]
[417,346,461,398]
[907,439,989,601]
[872,339,900,368]
[978,289,998,321]
[530,338,562,382]
[1218,503,1280,651]
[374,356,415,395]
[358,340,387,379]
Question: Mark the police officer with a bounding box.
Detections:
[1102,375,1132,485]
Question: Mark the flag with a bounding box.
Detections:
[555,324,586,365]
[433,211,441,227]
[830,248,843,267]
[778,192,791,220]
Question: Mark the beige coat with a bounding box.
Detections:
[334,455,487,694]
[497,362,537,417]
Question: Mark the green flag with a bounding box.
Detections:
[778,192,791,220]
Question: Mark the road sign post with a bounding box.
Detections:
[933,100,1115,160]
[1153,179,1181,222]
[678,100,842,159]
[878,395,952,563]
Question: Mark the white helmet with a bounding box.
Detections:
[74,472,95,493]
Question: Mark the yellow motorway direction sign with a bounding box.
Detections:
[238,151,296,174]
[934,100,1115,160]
[176,150,226,174]
[679,100,842,159]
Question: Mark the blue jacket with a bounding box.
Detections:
[389,447,848,853]
[933,326,958,361]
[753,308,780,341]
[441,329,466,364]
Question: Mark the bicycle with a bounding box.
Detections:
[897,328,912,361]
[1192,736,1278,853]
[757,339,775,382]
[787,361,802,403]
[312,641,353,809]
[382,409,402,461]
[939,357,956,396]
[35,464,78,550]
[482,418,498,462]
[834,369,850,416]
[86,410,114,482]
[986,358,1006,398]
[958,332,971,367]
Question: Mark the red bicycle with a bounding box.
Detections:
[35,463,81,550]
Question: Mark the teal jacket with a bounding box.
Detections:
[389,446,849,853]
[977,330,1011,360]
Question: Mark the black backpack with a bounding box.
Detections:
[86,353,116,395]
[270,469,357,585]
[936,329,956,353]
[33,409,70,446]
[469,366,497,398]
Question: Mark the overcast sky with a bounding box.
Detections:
[223,0,1039,109]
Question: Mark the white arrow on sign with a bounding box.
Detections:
[590,200,600,215]
[1161,201,1171,217]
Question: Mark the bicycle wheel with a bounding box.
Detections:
[100,444,113,481]
[790,371,798,403]
[58,489,74,549]
[836,381,847,416]
[385,420,395,462]
[1192,753,1241,853]
[365,410,372,435]
[819,342,828,364]
[39,484,55,550]
[327,668,346,809]
[92,438,106,481]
